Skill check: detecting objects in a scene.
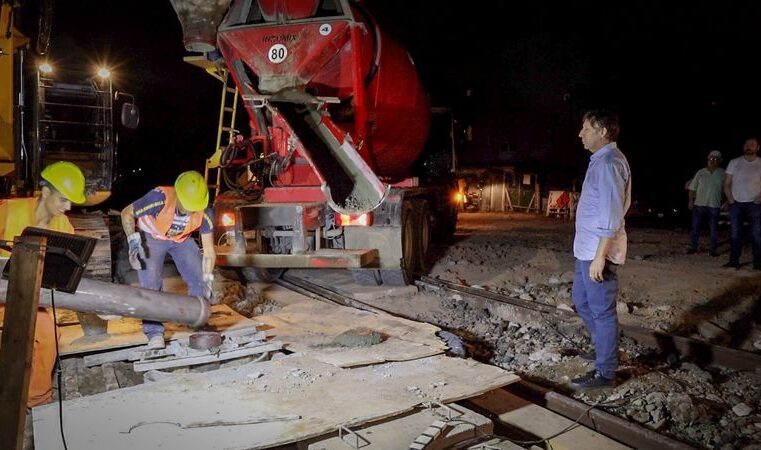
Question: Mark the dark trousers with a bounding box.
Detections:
[689,205,720,253]
[571,259,619,379]
[729,202,761,265]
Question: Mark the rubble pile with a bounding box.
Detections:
[215,279,280,317]
[430,290,761,448]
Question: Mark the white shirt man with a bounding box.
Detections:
[724,137,761,269]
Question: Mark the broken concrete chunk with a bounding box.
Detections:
[560,271,575,283]
[733,403,753,417]
[616,302,631,314]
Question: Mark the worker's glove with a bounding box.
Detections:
[127,232,146,271]
[202,273,216,304]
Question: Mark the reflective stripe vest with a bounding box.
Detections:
[0,197,74,257]
[136,187,204,243]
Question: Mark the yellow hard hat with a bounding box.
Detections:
[40,162,86,204]
[175,170,209,212]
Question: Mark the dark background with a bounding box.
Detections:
[22,0,761,215]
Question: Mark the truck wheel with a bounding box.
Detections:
[414,200,431,272]
[433,201,457,242]
[381,201,417,286]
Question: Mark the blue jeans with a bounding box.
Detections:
[729,202,761,265]
[571,259,619,379]
[138,234,204,338]
[689,205,720,253]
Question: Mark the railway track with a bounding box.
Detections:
[276,271,705,450]
[415,275,761,372]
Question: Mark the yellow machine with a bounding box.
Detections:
[1,1,139,279]
[0,2,29,183]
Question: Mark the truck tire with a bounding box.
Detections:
[433,200,458,242]
[381,201,417,286]
[413,199,431,272]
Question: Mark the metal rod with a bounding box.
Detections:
[0,278,210,327]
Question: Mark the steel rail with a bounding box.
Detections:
[417,276,761,372]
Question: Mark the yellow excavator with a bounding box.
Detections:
[1,1,139,279]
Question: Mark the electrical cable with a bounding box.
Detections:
[49,288,69,450]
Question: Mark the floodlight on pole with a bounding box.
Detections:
[97,67,111,79]
[38,62,53,74]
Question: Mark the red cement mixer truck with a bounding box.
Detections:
[168,0,460,285]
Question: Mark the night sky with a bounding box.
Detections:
[26,0,761,213]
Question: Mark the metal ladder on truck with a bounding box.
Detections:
[183,57,240,200]
[207,69,239,199]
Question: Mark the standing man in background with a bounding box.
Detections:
[687,150,725,257]
[723,137,761,269]
[571,110,631,390]
[120,170,215,349]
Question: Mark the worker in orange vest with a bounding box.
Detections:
[0,161,87,407]
[120,170,215,349]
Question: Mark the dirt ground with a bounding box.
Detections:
[413,212,761,449]
[431,212,761,348]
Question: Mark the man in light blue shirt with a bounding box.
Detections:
[570,110,631,390]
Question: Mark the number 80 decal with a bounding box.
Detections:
[268,44,288,64]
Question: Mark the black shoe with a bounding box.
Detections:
[571,369,615,390]
[578,350,595,361]
[686,248,697,255]
[723,261,740,269]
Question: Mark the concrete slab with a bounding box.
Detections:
[305,404,493,450]
[468,389,631,450]
[34,355,518,450]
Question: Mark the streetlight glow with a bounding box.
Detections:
[97,67,111,79]
[39,62,53,74]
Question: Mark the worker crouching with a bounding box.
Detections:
[120,171,215,349]
[0,161,87,407]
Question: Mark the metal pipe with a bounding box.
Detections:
[0,278,210,328]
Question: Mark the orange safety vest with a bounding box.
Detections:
[0,196,72,407]
[136,186,204,243]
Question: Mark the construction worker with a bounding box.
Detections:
[0,161,87,407]
[120,170,215,349]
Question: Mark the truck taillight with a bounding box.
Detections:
[337,213,373,227]
[221,212,236,227]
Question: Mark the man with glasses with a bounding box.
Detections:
[687,150,725,257]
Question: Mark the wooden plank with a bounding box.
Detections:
[33,355,519,450]
[508,381,693,450]
[307,404,493,450]
[83,346,145,367]
[101,363,120,391]
[69,214,111,281]
[0,235,46,450]
[467,389,630,450]
[58,304,258,355]
[132,341,282,372]
[256,300,446,368]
